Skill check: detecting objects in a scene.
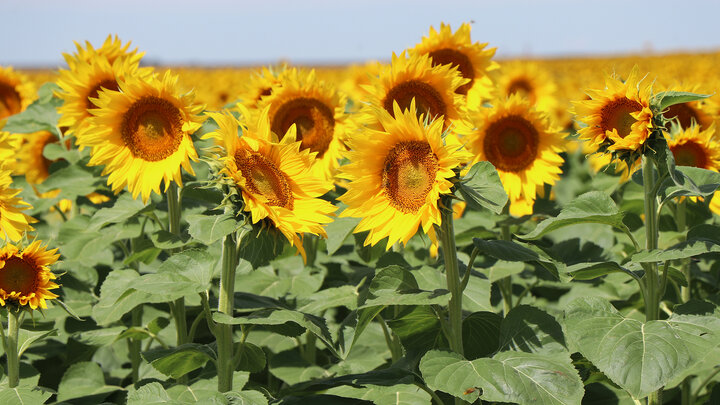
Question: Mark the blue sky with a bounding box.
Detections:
[2,0,719,67]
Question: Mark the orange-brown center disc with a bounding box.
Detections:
[671,141,708,169]
[664,103,701,131]
[427,48,475,95]
[600,97,643,138]
[0,257,38,295]
[235,151,294,210]
[121,96,184,162]
[0,82,22,120]
[257,87,273,102]
[85,78,120,111]
[483,115,539,172]
[506,79,536,104]
[382,140,439,214]
[271,97,335,158]
[383,80,447,123]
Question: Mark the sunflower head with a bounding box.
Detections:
[0,128,22,172]
[237,65,289,109]
[205,109,336,261]
[573,67,655,166]
[0,66,36,120]
[340,100,470,249]
[667,123,720,171]
[0,240,60,311]
[465,94,565,216]
[65,35,140,69]
[497,62,558,115]
[56,51,151,138]
[78,71,205,203]
[361,51,469,131]
[254,68,349,181]
[411,22,498,107]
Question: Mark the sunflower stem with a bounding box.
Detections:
[166,183,188,348]
[642,156,663,405]
[676,199,694,405]
[500,221,514,317]
[6,308,20,388]
[129,306,142,386]
[438,196,463,357]
[217,230,239,393]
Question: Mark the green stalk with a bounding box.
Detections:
[438,196,463,356]
[642,156,662,405]
[6,309,20,388]
[167,183,188,348]
[500,220,513,317]
[129,306,142,385]
[676,200,693,405]
[217,231,239,392]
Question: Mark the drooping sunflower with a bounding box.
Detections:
[411,22,498,109]
[361,51,469,131]
[0,240,59,310]
[0,168,36,242]
[78,71,205,203]
[340,100,470,249]
[205,110,336,260]
[0,66,36,120]
[56,51,150,138]
[254,68,350,181]
[573,67,654,154]
[465,95,565,216]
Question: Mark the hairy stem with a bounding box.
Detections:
[217,231,239,392]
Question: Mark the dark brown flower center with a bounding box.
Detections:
[664,103,701,131]
[383,80,447,124]
[271,97,335,158]
[507,78,536,104]
[671,141,708,169]
[427,48,475,95]
[0,257,38,295]
[0,82,22,119]
[121,96,184,162]
[600,97,643,138]
[85,78,120,111]
[235,151,294,210]
[382,141,439,214]
[483,115,539,172]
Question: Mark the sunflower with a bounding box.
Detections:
[573,67,654,154]
[255,68,350,181]
[668,124,720,170]
[411,22,498,109]
[66,35,139,68]
[205,110,336,261]
[78,72,204,203]
[0,169,35,242]
[339,100,470,249]
[0,240,59,310]
[0,128,22,171]
[496,62,558,115]
[361,51,469,131]
[237,65,288,109]
[0,66,36,120]
[658,84,715,132]
[465,95,565,216]
[340,61,383,111]
[56,51,150,138]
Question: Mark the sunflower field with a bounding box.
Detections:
[3,23,720,405]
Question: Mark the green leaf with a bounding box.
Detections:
[237,227,286,269]
[142,344,216,379]
[149,229,190,250]
[236,342,266,373]
[18,328,58,357]
[362,266,449,307]
[92,269,170,325]
[519,191,625,240]
[56,361,121,402]
[337,307,385,358]
[659,166,720,203]
[0,387,52,405]
[413,266,491,312]
[472,239,541,261]
[226,390,269,405]
[499,306,567,355]
[420,350,583,404]
[89,193,149,230]
[158,248,216,291]
[486,261,525,283]
[562,261,638,281]
[298,285,359,314]
[214,309,339,358]
[632,240,720,262]
[3,83,62,136]
[462,312,502,360]
[35,163,100,197]
[387,305,447,353]
[327,384,430,405]
[127,382,175,405]
[269,349,330,385]
[455,161,508,214]
[564,297,720,399]
[186,211,240,245]
[325,216,360,255]
[652,90,712,111]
